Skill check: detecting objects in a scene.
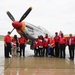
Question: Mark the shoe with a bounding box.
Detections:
[59,57,62,58]
[9,55,12,57]
[8,56,11,58]
[5,57,8,58]
[71,58,74,60]
[69,57,71,59]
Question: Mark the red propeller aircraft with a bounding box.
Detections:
[6,7,50,49]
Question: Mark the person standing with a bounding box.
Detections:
[49,36,55,57]
[54,32,60,57]
[33,38,39,57]
[4,31,11,58]
[59,33,66,58]
[11,35,18,56]
[43,34,50,57]
[67,34,75,60]
[19,35,27,57]
[38,35,44,57]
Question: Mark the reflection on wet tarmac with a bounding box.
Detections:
[0,41,75,75]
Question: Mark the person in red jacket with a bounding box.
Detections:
[67,34,75,60]
[19,35,27,57]
[4,31,11,58]
[11,35,18,56]
[59,33,66,58]
[43,34,50,57]
[38,35,44,57]
[54,32,60,57]
[33,38,39,57]
[49,36,55,57]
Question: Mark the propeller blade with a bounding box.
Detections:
[10,28,15,34]
[19,7,32,22]
[6,11,15,21]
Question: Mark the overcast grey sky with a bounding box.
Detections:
[0,0,75,36]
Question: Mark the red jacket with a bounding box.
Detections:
[59,37,66,45]
[34,39,38,48]
[54,35,60,43]
[38,38,43,48]
[43,37,50,47]
[4,35,11,43]
[12,38,17,42]
[12,38,17,47]
[67,36,75,45]
[19,37,26,44]
[50,38,55,48]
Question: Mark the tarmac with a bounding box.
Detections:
[0,41,75,75]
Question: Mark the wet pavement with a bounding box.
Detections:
[0,41,75,75]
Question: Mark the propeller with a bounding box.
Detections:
[19,7,32,22]
[6,7,32,22]
[6,11,15,21]
[6,7,32,37]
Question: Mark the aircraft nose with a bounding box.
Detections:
[12,21,22,29]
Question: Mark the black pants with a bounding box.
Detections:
[59,44,66,58]
[4,43,11,58]
[4,46,7,57]
[20,44,25,57]
[68,45,74,59]
[43,47,48,57]
[39,48,43,56]
[55,42,59,57]
[50,47,54,56]
[34,48,39,56]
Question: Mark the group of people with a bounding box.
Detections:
[33,32,75,60]
[4,31,27,58]
[4,31,75,60]
[33,34,54,57]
